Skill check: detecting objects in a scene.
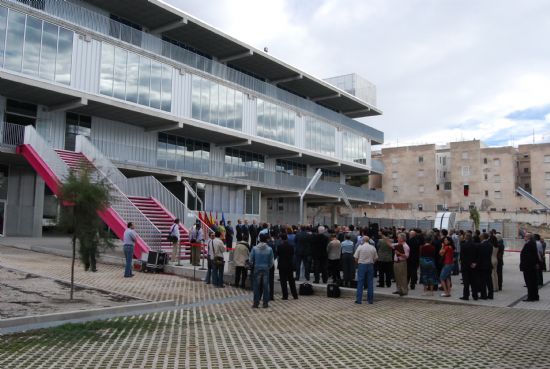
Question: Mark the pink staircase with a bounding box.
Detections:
[127,196,192,261]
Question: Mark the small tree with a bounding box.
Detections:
[58,164,114,300]
[469,207,480,231]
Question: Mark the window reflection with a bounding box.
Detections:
[1,7,73,85]
[157,133,210,173]
[191,74,243,131]
[342,131,368,164]
[100,43,172,112]
[305,116,335,156]
[256,98,296,145]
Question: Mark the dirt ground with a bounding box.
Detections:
[0,266,142,319]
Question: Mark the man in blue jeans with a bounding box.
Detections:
[123,222,137,278]
[354,236,378,304]
[250,233,274,308]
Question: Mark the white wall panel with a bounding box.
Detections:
[335,130,343,160]
[72,37,101,93]
[172,69,188,117]
[37,109,65,149]
[91,117,157,166]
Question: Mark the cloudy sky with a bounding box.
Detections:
[165,0,550,148]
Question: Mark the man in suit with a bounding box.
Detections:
[477,232,494,300]
[242,219,250,246]
[459,232,479,300]
[311,226,329,284]
[520,232,540,302]
[235,219,243,242]
[407,230,420,290]
[277,233,298,300]
[225,220,234,249]
[249,220,259,247]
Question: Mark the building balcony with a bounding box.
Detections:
[88,138,384,204]
[5,0,383,144]
[371,159,385,174]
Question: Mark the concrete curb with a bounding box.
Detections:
[0,300,176,334]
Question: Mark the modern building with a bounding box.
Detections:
[0,0,384,257]
[370,140,550,213]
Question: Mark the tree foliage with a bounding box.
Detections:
[57,163,114,298]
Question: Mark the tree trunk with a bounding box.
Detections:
[70,234,76,300]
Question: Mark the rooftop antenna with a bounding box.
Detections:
[263,46,269,53]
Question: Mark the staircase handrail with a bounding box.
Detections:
[516,187,550,211]
[76,136,163,250]
[24,125,70,181]
[76,135,128,193]
[127,176,214,235]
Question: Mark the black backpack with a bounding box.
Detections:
[299,282,314,296]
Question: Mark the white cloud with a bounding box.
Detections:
[165,0,550,148]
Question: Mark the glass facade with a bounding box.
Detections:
[225,148,264,169]
[191,74,243,131]
[100,43,172,112]
[275,159,306,177]
[322,169,340,183]
[256,98,296,145]
[304,116,336,156]
[0,6,73,85]
[342,131,369,164]
[157,133,210,173]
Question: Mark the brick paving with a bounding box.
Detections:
[2,245,550,368]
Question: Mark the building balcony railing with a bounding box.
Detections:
[5,0,383,143]
[90,138,384,203]
[0,121,26,148]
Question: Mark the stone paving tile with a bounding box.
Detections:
[2,246,550,368]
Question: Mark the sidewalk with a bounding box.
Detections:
[0,236,548,310]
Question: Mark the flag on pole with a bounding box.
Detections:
[221,212,226,226]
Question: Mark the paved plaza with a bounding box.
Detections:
[1,242,550,368]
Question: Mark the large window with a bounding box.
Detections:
[157,133,209,173]
[191,74,243,131]
[275,160,306,177]
[225,148,264,182]
[257,98,295,145]
[342,131,369,164]
[65,113,91,151]
[304,116,335,156]
[321,169,340,183]
[100,43,172,112]
[0,7,73,85]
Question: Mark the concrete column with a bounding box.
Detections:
[6,165,44,237]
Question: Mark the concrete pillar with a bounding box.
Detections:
[331,205,337,226]
[6,165,44,237]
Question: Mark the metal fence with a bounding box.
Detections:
[0,122,25,147]
[4,0,383,142]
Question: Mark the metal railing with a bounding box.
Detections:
[75,136,162,251]
[76,136,129,193]
[23,125,70,181]
[3,0,383,143]
[127,176,214,235]
[0,122,25,147]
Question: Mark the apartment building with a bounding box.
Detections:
[371,140,550,212]
[0,0,385,259]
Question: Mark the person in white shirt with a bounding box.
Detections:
[354,236,378,304]
[169,218,181,266]
[123,222,137,278]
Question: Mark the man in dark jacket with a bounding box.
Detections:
[459,233,479,300]
[407,230,420,290]
[235,219,244,242]
[311,226,329,283]
[520,233,540,302]
[294,226,307,280]
[277,233,298,300]
[477,232,494,300]
[249,220,259,247]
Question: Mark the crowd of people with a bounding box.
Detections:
[123,219,548,307]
